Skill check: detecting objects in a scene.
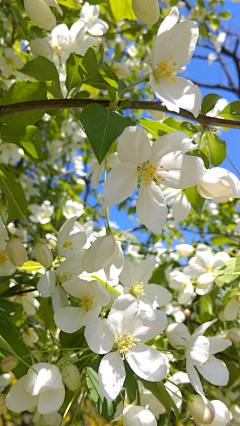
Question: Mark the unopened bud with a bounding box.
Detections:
[1,356,19,373]
[111,62,129,79]
[61,364,81,391]
[82,234,120,273]
[123,405,157,426]
[187,395,215,424]
[24,0,57,30]
[34,239,53,268]
[132,0,159,25]
[0,395,6,415]
[6,237,27,266]
[175,244,193,256]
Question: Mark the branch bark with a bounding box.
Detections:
[1,98,240,129]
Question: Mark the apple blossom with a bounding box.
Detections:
[57,216,87,258]
[6,236,27,266]
[1,356,19,373]
[54,279,110,333]
[23,328,39,348]
[79,2,109,36]
[6,363,65,414]
[29,200,54,224]
[62,200,84,219]
[123,405,157,426]
[24,0,62,30]
[102,126,204,235]
[132,0,159,25]
[166,319,231,403]
[13,291,40,316]
[82,234,124,279]
[197,167,240,202]
[168,270,194,304]
[187,395,215,424]
[61,364,81,391]
[34,239,53,268]
[85,295,168,401]
[119,258,172,309]
[0,48,24,78]
[149,7,202,117]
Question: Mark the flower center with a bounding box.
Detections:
[116,333,141,359]
[67,208,73,215]
[153,55,178,83]
[79,295,91,309]
[203,358,211,366]
[6,58,12,65]
[40,212,45,218]
[205,265,213,273]
[62,241,73,249]
[58,272,74,283]
[0,253,8,264]
[183,282,188,288]
[131,282,146,297]
[138,162,170,187]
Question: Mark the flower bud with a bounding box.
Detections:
[24,0,57,30]
[123,405,157,426]
[34,239,53,268]
[6,237,27,266]
[132,0,159,25]
[61,364,81,391]
[197,167,240,202]
[187,395,215,424]
[0,395,6,415]
[175,244,193,256]
[82,234,117,273]
[111,62,129,79]
[1,356,19,372]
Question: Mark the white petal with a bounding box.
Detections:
[150,131,197,160]
[117,126,151,166]
[6,376,38,412]
[135,259,155,284]
[38,387,65,414]
[106,295,138,336]
[104,241,124,280]
[98,351,125,401]
[54,307,85,333]
[127,345,167,381]
[178,283,194,304]
[131,308,168,341]
[166,322,190,348]
[37,271,56,297]
[190,319,217,341]
[84,317,115,354]
[196,355,229,386]
[140,284,172,308]
[102,163,138,207]
[80,304,101,327]
[52,285,68,312]
[212,252,230,269]
[208,337,232,355]
[187,335,210,364]
[186,364,207,403]
[136,182,168,235]
[224,298,239,321]
[119,259,135,288]
[205,400,232,426]
[172,193,191,221]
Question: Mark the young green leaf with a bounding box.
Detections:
[0,165,28,223]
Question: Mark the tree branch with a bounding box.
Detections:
[1,98,240,128]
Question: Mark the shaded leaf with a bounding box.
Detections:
[201,93,221,115]
[1,124,42,159]
[0,300,16,324]
[184,186,205,216]
[0,165,28,223]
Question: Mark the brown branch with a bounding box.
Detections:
[191,80,239,95]
[1,99,240,129]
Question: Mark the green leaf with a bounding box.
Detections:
[140,380,179,422]
[80,104,132,163]
[57,0,81,8]
[66,53,83,93]
[20,56,62,98]
[0,81,51,126]
[200,294,214,322]
[38,298,55,330]
[210,235,234,246]
[86,359,122,422]
[108,0,137,22]
[218,11,231,20]
[59,328,86,349]
[1,124,42,159]
[0,165,28,223]
[217,101,240,121]
[0,319,32,378]
[207,132,226,166]
[137,118,176,139]
[201,93,222,115]
[215,257,240,286]
[149,266,166,285]
[0,300,16,324]
[124,362,139,403]
[180,121,198,136]
[225,360,239,387]
[185,186,205,216]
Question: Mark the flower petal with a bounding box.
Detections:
[186,364,207,403]
[140,284,172,309]
[38,387,65,414]
[127,345,167,381]
[196,355,229,386]
[208,337,232,355]
[132,308,168,341]
[106,295,138,336]
[84,317,115,354]
[37,271,56,297]
[117,126,151,166]
[98,351,125,401]
[136,182,168,235]
[172,193,191,221]
[6,376,38,412]
[54,307,85,333]
[102,163,138,207]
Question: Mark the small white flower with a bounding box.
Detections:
[168,270,194,304]
[166,319,231,403]
[0,48,24,78]
[23,328,39,348]
[102,126,204,235]
[57,216,87,258]
[62,200,84,219]
[54,279,110,333]
[79,2,109,35]
[13,291,40,316]
[85,294,168,401]
[30,201,54,224]
[6,363,65,414]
